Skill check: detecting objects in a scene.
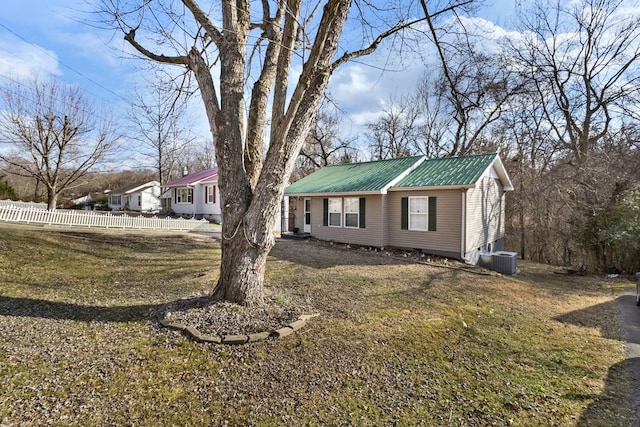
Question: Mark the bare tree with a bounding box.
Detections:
[0,78,119,210]
[128,77,197,184]
[366,93,422,160]
[515,0,640,169]
[496,90,559,262]
[294,100,358,179]
[187,138,217,173]
[419,14,526,156]
[507,0,640,269]
[99,0,474,306]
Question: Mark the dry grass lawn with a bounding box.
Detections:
[0,223,634,426]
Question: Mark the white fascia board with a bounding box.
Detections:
[193,174,219,186]
[125,181,159,194]
[199,176,218,184]
[381,156,427,194]
[487,155,514,191]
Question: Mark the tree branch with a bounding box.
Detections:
[331,0,474,71]
[181,0,223,45]
[124,29,189,65]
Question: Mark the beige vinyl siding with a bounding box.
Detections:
[381,194,389,247]
[387,190,462,254]
[465,177,504,252]
[310,195,384,247]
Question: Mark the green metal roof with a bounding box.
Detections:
[394,153,498,188]
[285,153,513,195]
[285,156,423,195]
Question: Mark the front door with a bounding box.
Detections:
[304,198,311,233]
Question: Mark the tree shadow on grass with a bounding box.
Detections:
[555,295,637,426]
[0,296,164,323]
[553,299,623,342]
[575,357,636,427]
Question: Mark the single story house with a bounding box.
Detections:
[107,180,162,213]
[161,168,221,222]
[284,153,514,264]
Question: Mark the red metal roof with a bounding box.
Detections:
[163,168,218,187]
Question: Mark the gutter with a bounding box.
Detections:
[284,190,384,197]
[388,184,476,192]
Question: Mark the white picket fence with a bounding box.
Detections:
[0,205,212,232]
[0,199,47,210]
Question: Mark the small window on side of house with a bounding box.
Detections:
[344,197,359,228]
[328,197,342,227]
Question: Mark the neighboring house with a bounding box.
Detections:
[71,193,92,208]
[162,168,221,222]
[107,180,162,213]
[284,153,514,264]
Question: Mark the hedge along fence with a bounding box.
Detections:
[0,205,212,232]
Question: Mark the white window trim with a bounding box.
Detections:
[205,186,215,204]
[343,197,359,229]
[408,196,429,231]
[176,188,193,204]
[328,197,342,227]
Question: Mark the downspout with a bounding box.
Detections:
[461,189,467,261]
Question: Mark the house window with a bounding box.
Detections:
[137,195,141,206]
[110,195,121,205]
[409,197,428,231]
[344,197,359,228]
[323,197,365,228]
[401,196,436,231]
[176,188,193,204]
[328,198,342,227]
[205,185,216,204]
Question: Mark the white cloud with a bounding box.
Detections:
[0,36,61,81]
[328,50,427,126]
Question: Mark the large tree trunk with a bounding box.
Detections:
[209,0,351,306]
[47,191,57,211]
[213,233,272,306]
[211,185,281,306]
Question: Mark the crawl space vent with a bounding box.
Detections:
[491,251,518,275]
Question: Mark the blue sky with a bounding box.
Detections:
[0,0,517,157]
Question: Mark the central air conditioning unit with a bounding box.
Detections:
[491,251,518,275]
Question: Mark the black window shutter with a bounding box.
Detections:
[323,198,328,226]
[428,197,437,231]
[401,197,408,230]
[359,197,366,228]
[174,189,177,204]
